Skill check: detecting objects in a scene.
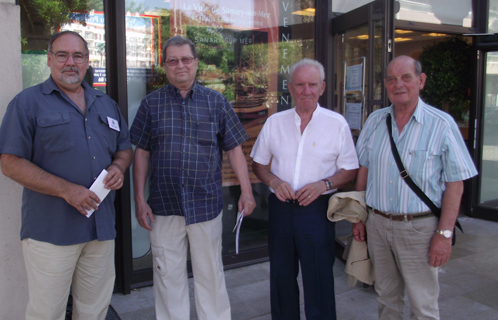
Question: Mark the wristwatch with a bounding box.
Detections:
[322,179,333,191]
[435,229,453,239]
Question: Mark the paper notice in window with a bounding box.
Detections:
[85,169,111,218]
[232,209,245,254]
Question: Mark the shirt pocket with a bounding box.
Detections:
[408,150,439,180]
[195,120,216,147]
[37,112,75,153]
[98,114,119,153]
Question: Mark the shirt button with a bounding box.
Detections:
[93,156,96,160]
[88,136,91,139]
[85,118,88,121]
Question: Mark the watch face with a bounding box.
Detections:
[443,230,452,238]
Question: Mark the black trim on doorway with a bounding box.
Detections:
[315,0,333,109]
[104,0,133,295]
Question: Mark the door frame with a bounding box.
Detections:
[467,35,498,221]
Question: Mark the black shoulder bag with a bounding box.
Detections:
[386,113,461,245]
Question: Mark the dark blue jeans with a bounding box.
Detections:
[268,193,337,320]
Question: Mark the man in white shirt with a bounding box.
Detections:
[250,58,359,320]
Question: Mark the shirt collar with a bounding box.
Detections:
[388,97,425,124]
[168,81,199,100]
[293,103,322,123]
[42,76,61,95]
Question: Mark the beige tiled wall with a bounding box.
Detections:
[0,1,28,319]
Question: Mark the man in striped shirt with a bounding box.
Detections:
[353,55,477,320]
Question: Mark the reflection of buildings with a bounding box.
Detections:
[64,12,157,69]
[126,33,152,68]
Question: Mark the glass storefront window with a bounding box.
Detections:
[332,0,374,14]
[395,0,472,27]
[489,0,498,33]
[20,0,105,92]
[480,52,498,206]
[124,0,315,274]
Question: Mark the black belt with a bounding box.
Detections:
[369,207,434,221]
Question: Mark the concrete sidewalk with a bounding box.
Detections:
[111,216,498,319]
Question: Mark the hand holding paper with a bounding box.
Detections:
[85,169,112,218]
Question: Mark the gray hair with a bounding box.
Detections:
[162,36,197,63]
[414,60,422,76]
[289,58,325,84]
[48,31,89,56]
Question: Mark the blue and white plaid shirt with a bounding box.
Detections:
[130,83,248,225]
[356,98,477,214]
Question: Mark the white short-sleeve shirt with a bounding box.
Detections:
[250,104,359,194]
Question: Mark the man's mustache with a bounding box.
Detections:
[61,66,79,74]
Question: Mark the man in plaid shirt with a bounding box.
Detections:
[131,36,255,320]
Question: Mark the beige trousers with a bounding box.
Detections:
[366,210,440,320]
[150,212,231,320]
[22,238,115,320]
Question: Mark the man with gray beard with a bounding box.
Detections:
[0,31,132,320]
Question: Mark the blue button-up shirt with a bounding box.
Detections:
[356,99,477,214]
[130,83,248,225]
[0,77,132,245]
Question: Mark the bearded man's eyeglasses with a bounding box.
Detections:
[50,51,88,64]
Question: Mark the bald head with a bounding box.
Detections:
[385,55,422,78]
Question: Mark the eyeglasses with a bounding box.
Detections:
[165,57,195,67]
[50,51,88,64]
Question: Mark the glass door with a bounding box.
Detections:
[480,52,498,209]
[469,43,498,221]
[467,0,498,221]
[330,0,393,246]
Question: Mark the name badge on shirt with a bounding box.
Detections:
[107,116,120,132]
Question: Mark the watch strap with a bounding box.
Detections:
[322,179,333,191]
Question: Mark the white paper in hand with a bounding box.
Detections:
[85,169,111,218]
[232,209,245,254]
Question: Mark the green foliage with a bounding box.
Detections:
[26,0,102,34]
[186,26,232,70]
[149,64,169,91]
[125,0,146,13]
[21,0,103,51]
[223,84,235,102]
[418,37,471,120]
